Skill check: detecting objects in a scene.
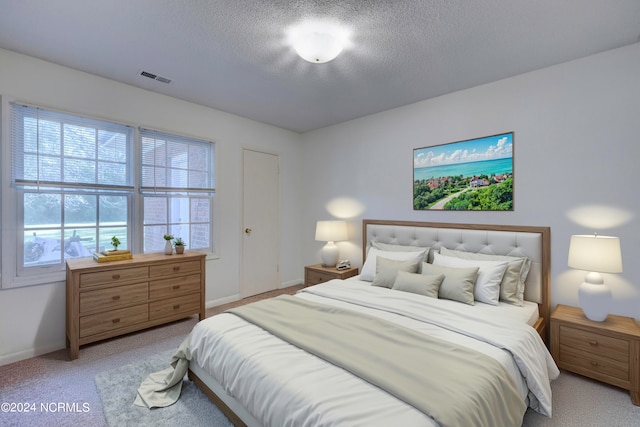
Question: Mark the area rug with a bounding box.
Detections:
[95,350,233,427]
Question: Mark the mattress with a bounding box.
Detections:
[188,279,557,427]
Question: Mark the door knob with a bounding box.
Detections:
[245,228,252,235]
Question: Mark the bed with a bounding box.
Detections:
[182,220,558,426]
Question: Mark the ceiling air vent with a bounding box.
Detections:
[139,70,172,84]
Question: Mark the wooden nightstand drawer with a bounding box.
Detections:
[559,344,629,381]
[80,282,149,314]
[80,304,148,338]
[559,325,629,362]
[306,270,336,286]
[80,266,148,288]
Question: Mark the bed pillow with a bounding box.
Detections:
[439,247,531,306]
[392,271,444,298]
[432,253,508,305]
[360,248,427,282]
[421,262,478,305]
[371,241,430,261]
[371,257,421,288]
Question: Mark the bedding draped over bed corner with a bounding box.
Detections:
[133,335,192,409]
[226,294,526,427]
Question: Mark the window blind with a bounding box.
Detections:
[11,103,134,192]
[139,128,215,194]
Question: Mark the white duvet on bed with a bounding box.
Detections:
[189,280,558,427]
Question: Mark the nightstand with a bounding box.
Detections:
[304,264,359,287]
[551,304,640,405]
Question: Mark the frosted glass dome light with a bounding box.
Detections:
[294,31,343,63]
[289,22,349,64]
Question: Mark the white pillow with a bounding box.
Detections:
[360,248,427,282]
[432,252,508,305]
[439,247,530,306]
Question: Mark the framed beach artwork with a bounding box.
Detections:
[413,132,514,211]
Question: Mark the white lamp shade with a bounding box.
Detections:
[568,235,622,273]
[315,221,348,242]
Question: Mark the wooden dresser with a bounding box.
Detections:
[551,304,640,405]
[66,251,206,360]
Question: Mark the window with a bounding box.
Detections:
[2,102,215,289]
[140,129,215,252]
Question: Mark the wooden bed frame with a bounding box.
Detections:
[188,219,551,427]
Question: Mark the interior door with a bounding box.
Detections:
[241,149,280,297]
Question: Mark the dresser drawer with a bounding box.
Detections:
[80,266,149,288]
[559,325,629,362]
[149,293,200,321]
[306,270,336,286]
[80,282,149,314]
[149,273,201,300]
[559,344,629,382]
[149,260,201,278]
[79,304,148,338]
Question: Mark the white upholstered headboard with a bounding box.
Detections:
[363,220,551,341]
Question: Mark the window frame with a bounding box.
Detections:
[1,98,216,289]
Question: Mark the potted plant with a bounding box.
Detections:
[173,237,186,254]
[163,234,174,255]
[110,236,121,251]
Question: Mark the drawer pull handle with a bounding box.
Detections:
[112,295,120,301]
[590,361,599,366]
[173,266,180,272]
[173,285,180,290]
[112,318,120,324]
[173,304,180,310]
[112,274,121,280]
[589,340,598,346]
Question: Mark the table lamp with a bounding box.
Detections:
[315,220,348,267]
[568,234,623,321]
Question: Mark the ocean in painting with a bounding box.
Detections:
[414,157,512,181]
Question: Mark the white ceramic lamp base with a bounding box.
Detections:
[321,241,340,267]
[578,272,612,322]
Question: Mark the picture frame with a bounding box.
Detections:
[413,132,514,211]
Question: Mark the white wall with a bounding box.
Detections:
[301,43,640,321]
[0,48,304,364]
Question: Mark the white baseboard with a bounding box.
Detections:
[280,279,303,289]
[205,294,241,308]
[0,342,65,367]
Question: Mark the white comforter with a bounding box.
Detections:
[189,280,559,427]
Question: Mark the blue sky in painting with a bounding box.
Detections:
[414,133,513,168]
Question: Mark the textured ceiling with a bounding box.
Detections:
[1,1,640,133]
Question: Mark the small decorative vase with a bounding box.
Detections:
[164,240,173,255]
[175,245,185,254]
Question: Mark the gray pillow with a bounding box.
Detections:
[392,271,444,298]
[421,262,479,305]
[371,257,421,288]
[439,247,530,306]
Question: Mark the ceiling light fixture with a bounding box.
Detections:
[289,22,349,64]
